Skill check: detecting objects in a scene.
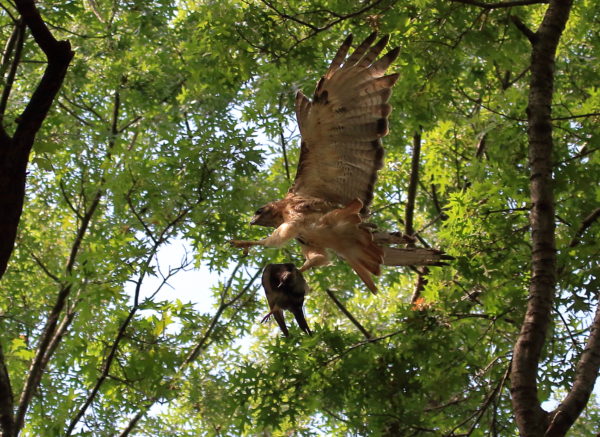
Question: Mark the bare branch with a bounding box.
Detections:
[65,207,195,436]
[323,328,406,366]
[15,86,122,433]
[0,0,73,279]
[552,112,600,121]
[0,2,17,22]
[277,94,291,182]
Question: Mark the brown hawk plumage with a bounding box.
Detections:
[232,33,448,293]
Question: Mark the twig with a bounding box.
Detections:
[552,112,600,121]
[323,328,406,366]
[116,266,262,436]
[0,20,20,80]
[325,289,372,339]
[568,207,600,247]
[259,0,388,33]
[65,207,195,436]
[0,2,17,22]
[443,364,510,436]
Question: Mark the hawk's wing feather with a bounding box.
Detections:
[290,34,400,213]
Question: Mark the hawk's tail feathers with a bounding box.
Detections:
[345,228,384,294]
[382,246,453,266]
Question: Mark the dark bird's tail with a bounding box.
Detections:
[290,308,312,335]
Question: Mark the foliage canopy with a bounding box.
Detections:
[0,0,598,435]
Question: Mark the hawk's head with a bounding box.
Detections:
[250,201,284,228]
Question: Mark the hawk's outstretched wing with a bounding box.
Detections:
[290,33,400,214]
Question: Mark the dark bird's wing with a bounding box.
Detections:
[291,33,400,214]
[261,264,311,336]
[261,264,289,336]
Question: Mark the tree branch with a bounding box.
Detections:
[511,15,537,44]
[14,86,124,433]
[449,0,549,9]
[546,299,600,434]
[325,289,372,339]
[0,20,24,123]
[0,343,15,437]
[552,112,600,121]
[509,1,573,435]
[0,0,73,279]
[117,266,262,437]
[405,130,421,239]
[568,207,600,248]
[65,206,194,436]
[277,94,291,183]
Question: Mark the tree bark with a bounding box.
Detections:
[0,1,73,436]
[0,0,73,280]
[545,301,600,435]
[0,344,15,437]
[509,1,573,436]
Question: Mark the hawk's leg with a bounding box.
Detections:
[299,245,330,272]
[231,223,299,252]
[230,240,260,248]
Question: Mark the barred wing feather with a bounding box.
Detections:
[291,33,400,214]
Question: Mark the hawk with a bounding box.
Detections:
[232,33,448,293]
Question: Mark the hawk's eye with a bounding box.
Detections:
[255,208,264,215]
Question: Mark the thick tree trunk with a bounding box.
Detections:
[0,1,73,436]
[509,1,573,436]
[0,0,73,279]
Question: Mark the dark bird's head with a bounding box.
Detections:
[250,201,284,228]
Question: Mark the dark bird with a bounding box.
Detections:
[232,33,449,293]
[261,263,311,336]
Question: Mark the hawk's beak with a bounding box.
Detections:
[249,215,259,225]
